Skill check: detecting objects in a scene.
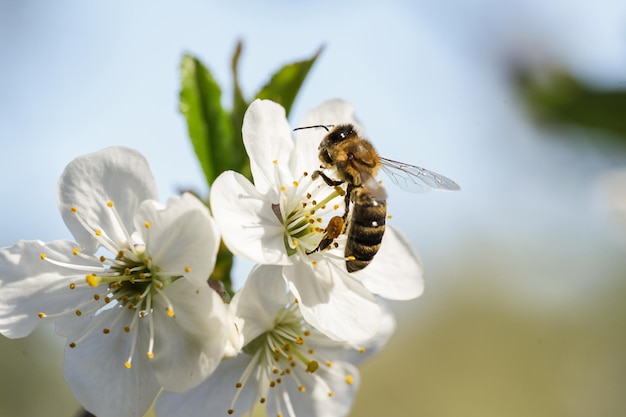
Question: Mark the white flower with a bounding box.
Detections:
[155,265,396,417]
[0,147,229,417]
[210,99,423,342]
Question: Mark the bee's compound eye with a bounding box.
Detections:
[328,126,352,143]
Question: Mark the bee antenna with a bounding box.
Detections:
[293,124,333,132]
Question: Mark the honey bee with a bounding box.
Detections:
[295,123,460,272]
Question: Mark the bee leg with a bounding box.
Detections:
[342,184,354,222]
[306,216,345,255]
[312,170,344,187]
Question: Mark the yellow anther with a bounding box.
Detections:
[107,201,114,208]
[40,253,46,260]
[184,266,191,273]
[38,312,46,318]
[306,360,319,373]
[273,160,278,165]
[280,185,286,192]
[293,181,299,187]
[292,240,299,247]
[99,255,106,262]
[345,374,354,385]
[228,409,234,415]
[359,347,366,354]
[269,381,276,388]
[69,283,76,290]
[85,274,100,287]
[144,221,151,229]
[72,247,79,256]
[75,310,82,316]
[298,386,306,393]
[272,368,279,374]
[259,397,266,404]
[308,348,314,354]
[93,294,100,301]
[124,362,132,369]
[147,352,154,359]
[334,204,340,210]
[311,260,318,267]
[69,342,76,348]
[326,361,333,367]
[306,193,312,199]
[235,382,242,388]
[328,391,334,397]
[387,215,393,219]
[70,207,77,213]
[124,326,131,333]
[274,347,281,354]
[95,229,102,236]
[167,308,175,318]
[295,337,304,345]
[303,330,311,336]
[103,328,110,334]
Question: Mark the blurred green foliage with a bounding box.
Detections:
[515,67,626,145]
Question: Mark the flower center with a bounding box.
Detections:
[270,161,345,258]
[38,200,187,368]
[227,303,358,416]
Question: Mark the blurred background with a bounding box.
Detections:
[2,1,626,416]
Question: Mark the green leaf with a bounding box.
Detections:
[516,68,626,145]
[230,40,252,181]
[255,45,324,117]
[179,54,233,185]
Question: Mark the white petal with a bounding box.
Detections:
[150,277,229,392]
[63,309,161,417]
[266,361,360,417]
[243,99,295,195]
[353,226,424,300]
[57,146,159,253]
[285,260,381,342]
[135,193,220,287]
[210,171,290,265]
[231,265,289,342]
[155,355,256,417]
[0,240,100,338]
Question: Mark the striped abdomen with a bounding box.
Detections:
[345,187,387,272]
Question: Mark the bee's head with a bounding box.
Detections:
[324,124,356,145]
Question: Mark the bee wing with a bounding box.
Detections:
[379,157,460,193]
